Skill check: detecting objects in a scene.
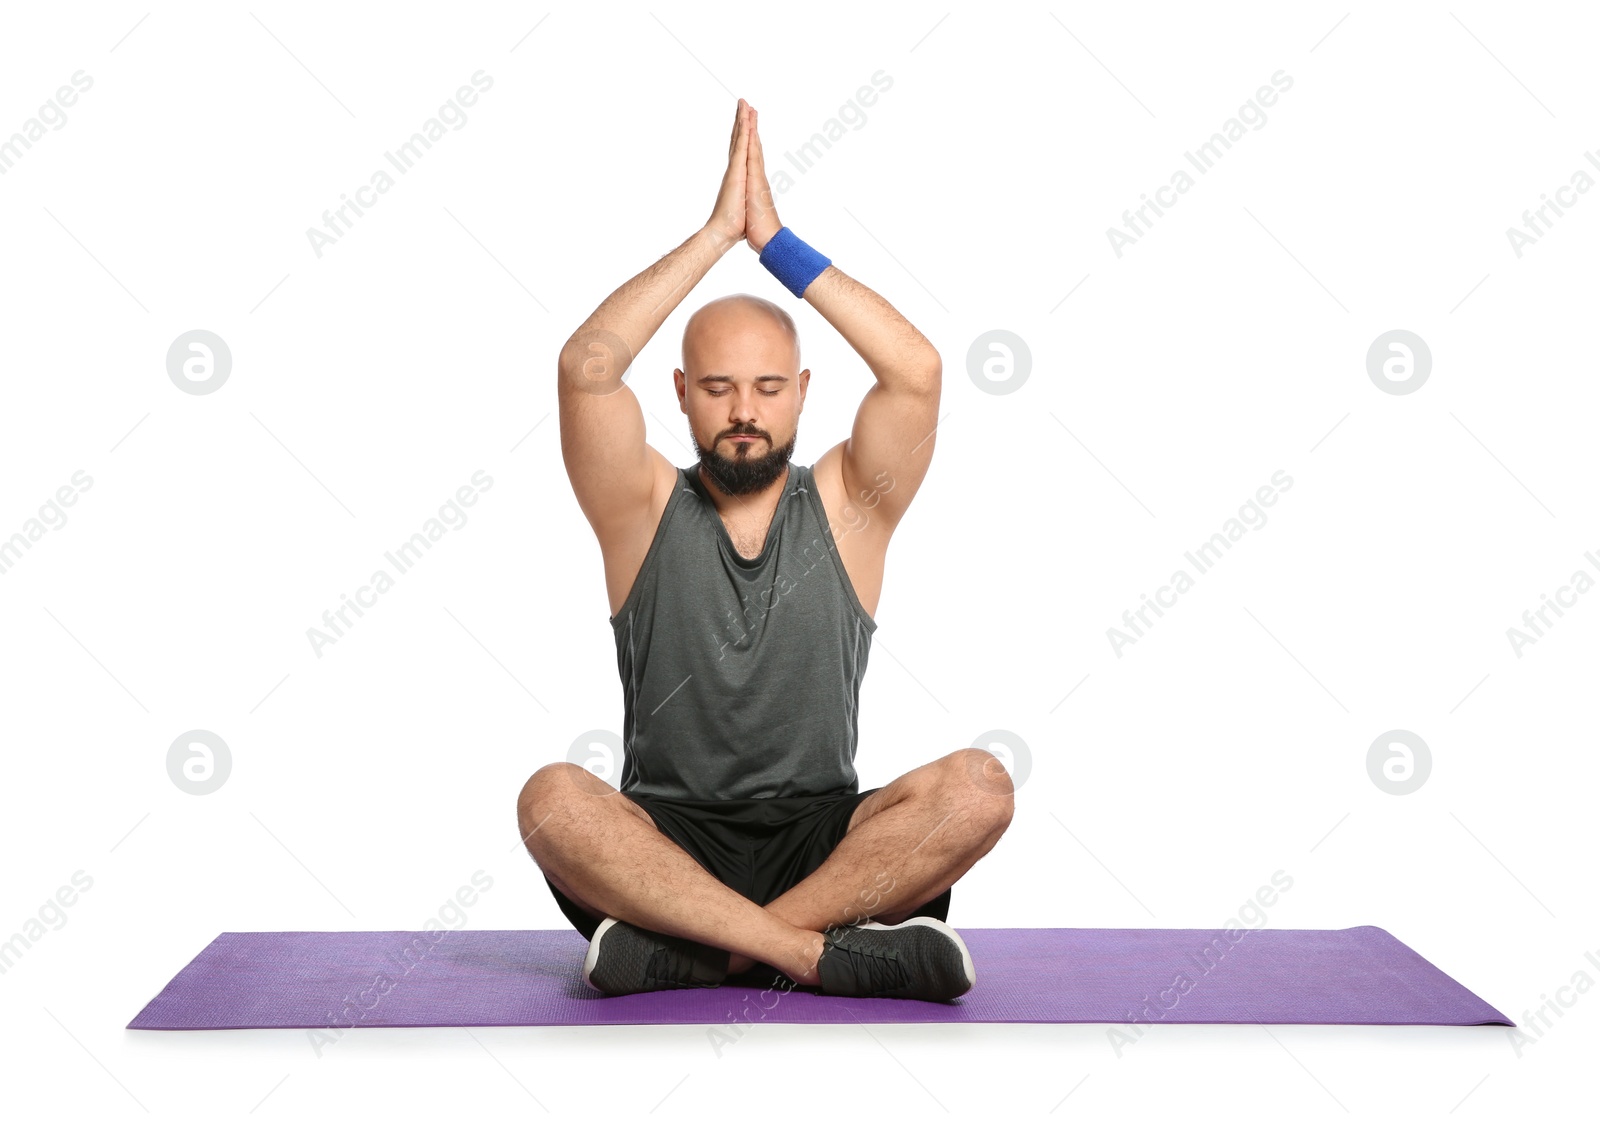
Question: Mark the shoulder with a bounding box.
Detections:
[796,457,833,515]
[806,447,840,496]
[807,447,890,547]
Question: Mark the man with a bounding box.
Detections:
[517,99,1013,1002]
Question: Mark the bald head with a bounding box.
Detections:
[674,292,808,497]
[681,293,800,375]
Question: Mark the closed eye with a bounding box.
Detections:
[708,389,780,396]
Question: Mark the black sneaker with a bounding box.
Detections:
[581,917,730,996]
[815,917,976,1001]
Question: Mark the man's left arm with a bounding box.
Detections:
[742,104,941,533]
[799,265,942,533]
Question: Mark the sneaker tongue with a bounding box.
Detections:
[653,939,729,987]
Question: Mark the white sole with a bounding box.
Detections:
[858,916,976,989]
[582,917,620,991]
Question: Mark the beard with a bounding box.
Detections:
[692,424,797,496]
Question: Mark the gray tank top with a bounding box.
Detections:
[610,461,878,801]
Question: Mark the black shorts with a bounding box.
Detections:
[545,786,952,943]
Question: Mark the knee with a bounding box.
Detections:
[947,748,1015,831]
[516,762,591,840]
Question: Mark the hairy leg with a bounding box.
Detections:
[517,763,828,985]
[726,748,1014,976]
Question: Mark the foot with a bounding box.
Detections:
[726,961,797,990]
[815,917,976,1001]
[582,917,731,996]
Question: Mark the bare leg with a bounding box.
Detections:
[727,748,1013,975]
[517,763,828,985]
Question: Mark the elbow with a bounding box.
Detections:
[558,332,632,396]
[559,327,634,377]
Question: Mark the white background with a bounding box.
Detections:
[1,1,1594,1121]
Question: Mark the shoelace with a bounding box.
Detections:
[645,936,718,989]
[828,927,910,996]
[645,941,691,988]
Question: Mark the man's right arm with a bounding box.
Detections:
[557,225,732,540]
[558,99,752,543]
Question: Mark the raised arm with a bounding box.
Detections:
[558,99,754,540]
[742,106,942,535]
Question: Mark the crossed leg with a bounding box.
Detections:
[516,748,1014,986]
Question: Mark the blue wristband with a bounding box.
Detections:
[758,226,831,298]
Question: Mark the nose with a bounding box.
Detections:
[727,403,761,428]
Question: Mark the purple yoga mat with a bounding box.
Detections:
[127,926,1510,1030]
